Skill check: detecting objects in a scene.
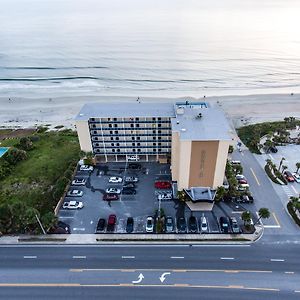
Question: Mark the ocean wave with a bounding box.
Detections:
[0,66,108,70]
[0,76,99,81]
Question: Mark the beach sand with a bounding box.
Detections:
[0,93,299,129]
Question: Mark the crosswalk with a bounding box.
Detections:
[282,185,296,198]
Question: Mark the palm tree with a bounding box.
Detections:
[295,162,300,174]
[215,186,226,202]
[241,211,252,226]
[281,165,288,174]
[255,208,270,224]
[279,157,285,171]
[289,196,300,213]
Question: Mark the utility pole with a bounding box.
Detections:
[35,214,46,235]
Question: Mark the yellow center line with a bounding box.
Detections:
[250,168,260,186]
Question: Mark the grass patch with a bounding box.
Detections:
[0,130,81,234]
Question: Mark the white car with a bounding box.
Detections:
[158,193,172,200]
[292,173,300,183]
[146,216,154,233]
[127,155,139,161]
[105,187,121,194]
[80,165,94,172]
[200,216,208,233]
[67,189,83,197]
[62,201,83,209]
[236,174,245,180]
[109,176,123,183]
[72,178,86,186]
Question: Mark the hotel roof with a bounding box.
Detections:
[75,102,176,120]
[171,105,232,141]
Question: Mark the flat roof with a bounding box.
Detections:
[75,102,176,121]
[171,105,231,141]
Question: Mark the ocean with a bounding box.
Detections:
[0,0,300,98]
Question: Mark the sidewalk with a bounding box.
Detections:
[0,226,263,244]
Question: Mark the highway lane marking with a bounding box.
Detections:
[272,213,281,227]
[291,185,298,194]
[220,257,235,260]
[23,256,37,259]
[270,259,285,262]
[250,168,260,186]
[295,290,300,293]
[285,272,294,274]
[69,268,272,274]
[122,256,135,259]
[72,228,86,231]
[263,225,281,228]
[170,256,184,259]
[0,283,279,292]
[72,256,86,259]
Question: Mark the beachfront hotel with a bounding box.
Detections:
[75,101,232,190]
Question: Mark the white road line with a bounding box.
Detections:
[220,257,235,260]
[23,256,37,259]
[270,259,285,262]
[72,228,86,231]
[263,225,281,228]
[72,256,86,259]
[268,154,274,160]
[170,256,185,259]
[122,256,135,259]
[291,185,299,195]
[285,272,294,274]
[295,290,300,293]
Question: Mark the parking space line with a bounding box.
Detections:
[270,259,285,262]
[72,256,86,259]
[272,212,281,227]
[291,185,299,195]
[23,256,37,259]
[285,272,294,274]
[122,256,135,259]
[220,257,235,260]
[250,168,260,186]
[171,256,184,259]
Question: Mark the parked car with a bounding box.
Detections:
[124,176,139,183]
[122,188,136,195]
[165,216,174,233]
[62,201,83,209]
[109,176,123,183]
[292,172,300,183]
[106,187,121,194]
[248,195,254,203]
[223,177,229,190]
[107,214,117,226]
[284,171,295,182]
[146,216,154,233]
[103,194,119,201]
[158,193,172,200]
[236,174,245,180]
[230,217,240,234]
[127,155,139,161]
[231,160,241,165]
[269,146,278,153]
[238,178,248,184]
[200,216,208,233]
[79,165,94,172]
[123,183,136,189]
[128,163,141,170]
[219,217,230,233]
[155,181,171,189]
[177,217,187,233]
[67,189,83,197]
[72,178,86,186]
[126,217,134,233]
[95,218,106,233]
[188,216,198,233]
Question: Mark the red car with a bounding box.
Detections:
[155,181,171,189]
[284,171,295,182]
[108,214,116,226]
[103,194,119,201]
[238,179,248,184]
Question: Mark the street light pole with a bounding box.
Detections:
[35,214,46,235]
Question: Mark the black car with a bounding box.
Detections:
[122,188,136,195]
[95,218,106,233]
[269,146,278,153]
[123,183,136,189]
[219,217,230,233]
[177,217,187,233]
[126,217,134,233]
[188,216,198,233]
[128,163,141,170]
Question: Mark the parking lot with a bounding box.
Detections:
[58,162,249,234]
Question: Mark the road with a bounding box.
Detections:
[0,243,300,299]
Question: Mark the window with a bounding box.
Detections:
[153,136,156,140]
[110,137,113,141]
[152,117,155,121]
[137,149,141,152]
[130,124,134,128]
[158,130,161,134]
[94,137,98,141]
[153,149,156,152]
[113,118,117,121]
[95,143,99,147]
[137,143,140,146]
[136,124,139,128]
[111,143,114,146]
[133,149,136,152]
[116,137,119,141]
[153,143,156,146]
[153,130,155,134]
[91,118,95,122]
[112,149,115,153]
[158,117,161,121]
[158,143,161,146]
[92,124,96,128]
[135,117,139,121]
[117,149,120,152]
[158,149,161,152]
[93,130,97,134]
[110,131,113,134]
[116,143,120,146]
[158,136,161,140]
[109,124,112,128]
[114,124,118,128]
[158,124,161,128]
[131,137,135,140]
[132,143,135,146]
[137,136,140,140]
[108,118,111,121]
[114,130,118,134]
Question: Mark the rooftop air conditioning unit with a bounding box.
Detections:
[176,106,185,115]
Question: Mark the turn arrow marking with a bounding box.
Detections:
[132,273,144,284]
[159,272,171,283]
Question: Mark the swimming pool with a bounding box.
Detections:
[0,147,9,158]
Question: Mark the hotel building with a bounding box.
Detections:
[75,101,232,190]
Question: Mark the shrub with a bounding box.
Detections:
[4,148,27,165]
[287,202,300,227]
[19,137,33,151]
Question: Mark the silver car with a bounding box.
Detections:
[67,189,83,197]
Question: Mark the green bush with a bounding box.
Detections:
[4,148,27,165]
[287,202,300,227]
